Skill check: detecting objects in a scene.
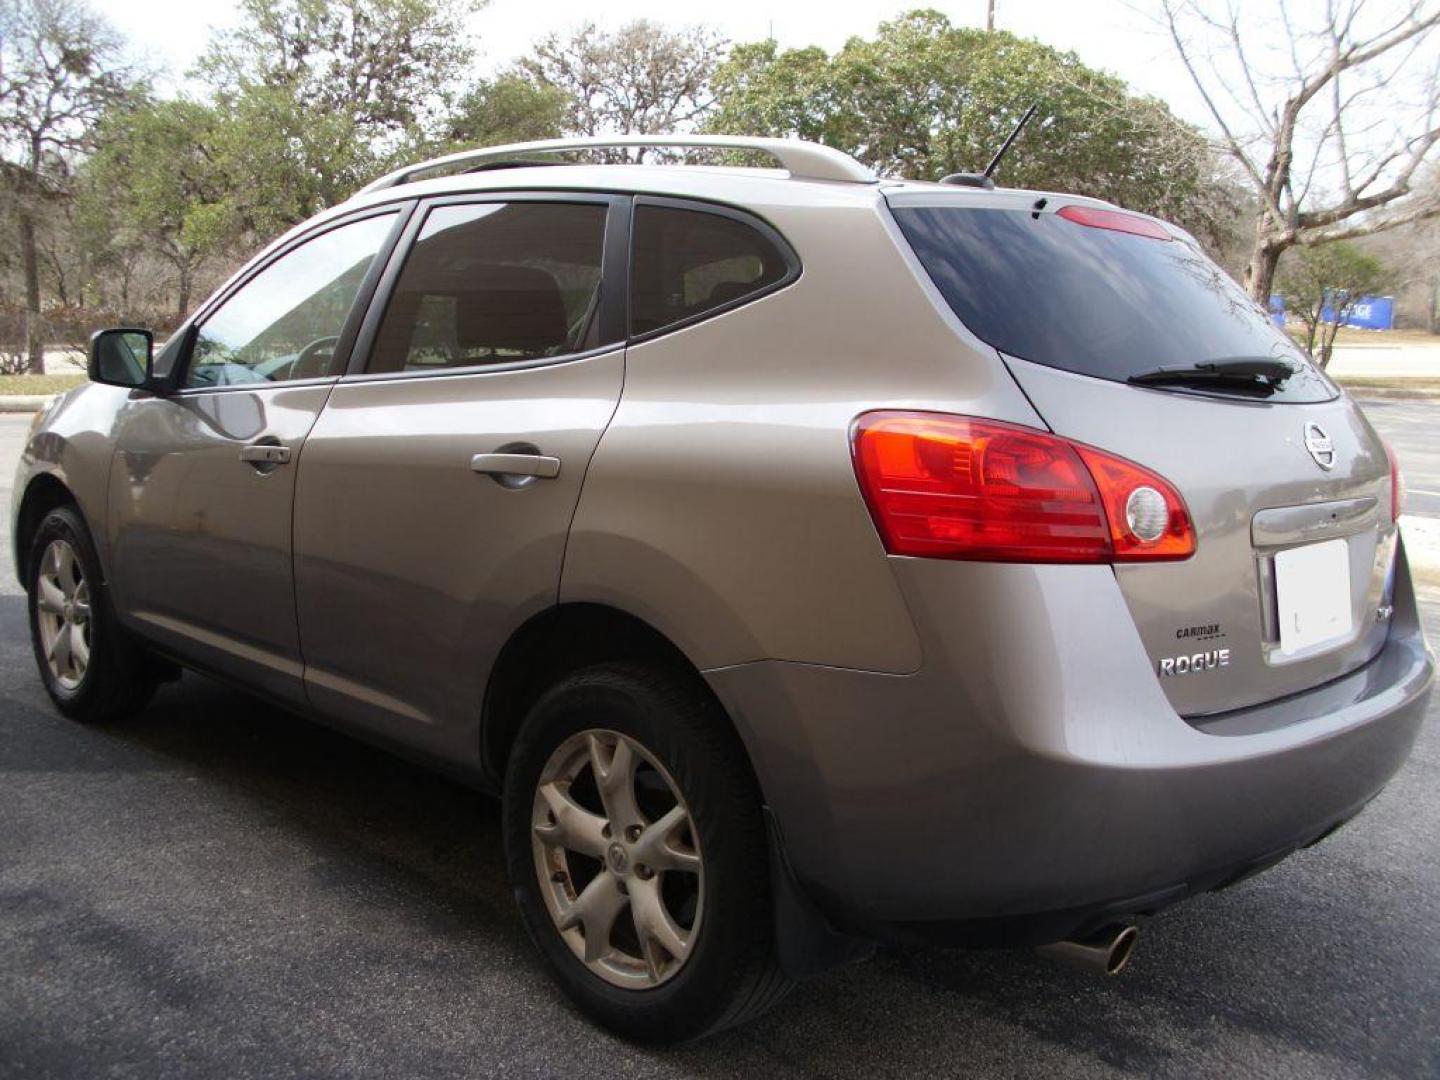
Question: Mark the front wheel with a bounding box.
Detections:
[26,505,157,723]
[503,663,791,1042]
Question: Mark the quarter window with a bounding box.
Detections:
[630,204,791,336]
[365,202,609,374]
[185,213,396,388]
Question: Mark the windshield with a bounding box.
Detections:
[889,202,1336,403]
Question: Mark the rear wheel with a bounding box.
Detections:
[26,505,157,723]
[503,663,791,1042]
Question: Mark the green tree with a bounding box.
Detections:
[444,73,570,150]
[82,99,234,318]
[1277,242,1391,368]
[200,0,482,145]
[709,10,1236,248]
[207,85,377,238]
[0,0,136,371]
[198,0,484,221]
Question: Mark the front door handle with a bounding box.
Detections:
[470,452,561,479]
[240,443,292,465]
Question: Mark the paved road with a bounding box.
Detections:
[1361,397,1440,518]
[1,407,1438,1079]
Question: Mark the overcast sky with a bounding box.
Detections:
[100,0,1215,128]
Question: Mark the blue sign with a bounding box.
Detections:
[1268,295,1395,330]
[1331,295,1394,330]
[1268,295,1286,327]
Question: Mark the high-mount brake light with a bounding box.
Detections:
[850,412,1195,564]
[1056,205,1172,241]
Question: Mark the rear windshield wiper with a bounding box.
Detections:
[1127,357,1299,393]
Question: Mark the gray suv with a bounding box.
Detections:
[11,136,1433,1042]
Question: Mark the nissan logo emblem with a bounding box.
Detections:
[1303,422,1335,470]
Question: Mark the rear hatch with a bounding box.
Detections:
[887,191,1399,716]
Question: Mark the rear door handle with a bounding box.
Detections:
[240,444,292,465]
[470,452,561,479]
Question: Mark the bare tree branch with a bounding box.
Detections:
[1161,0,1440,299]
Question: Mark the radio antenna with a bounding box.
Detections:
[983,103,1040,179]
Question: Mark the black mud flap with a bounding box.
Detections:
[765,808,875,978]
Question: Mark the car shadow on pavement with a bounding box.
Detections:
[3,609,1433,1080]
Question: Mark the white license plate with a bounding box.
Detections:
[1274,538,1353,655]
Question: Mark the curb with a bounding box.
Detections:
[1332,374,1440,401]
[0,394,57,413]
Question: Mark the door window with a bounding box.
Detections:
[365,202,609,374]
[185,213,397,388]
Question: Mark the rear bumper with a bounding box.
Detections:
[706,539,1432,947]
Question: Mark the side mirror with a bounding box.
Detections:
[89,328,155,390]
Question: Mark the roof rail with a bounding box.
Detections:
[354,135,877,195]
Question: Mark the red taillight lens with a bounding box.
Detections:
[1385,439,1404,521]
[1057,204,1172,241]
[850,412,1195,563]
[1073,445,1196,560]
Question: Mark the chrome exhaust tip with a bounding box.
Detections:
[1035,923,1139,976]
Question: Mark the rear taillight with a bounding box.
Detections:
[850,412,1195,563]
[1385,439,1404,521]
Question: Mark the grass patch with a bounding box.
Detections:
[0,373,88,395]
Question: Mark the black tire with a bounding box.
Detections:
[503,663,792,1042]
[25,505,157,723]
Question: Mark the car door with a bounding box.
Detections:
[292,193,629,763]
[106,207,407,704]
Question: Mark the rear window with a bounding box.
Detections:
[630,204,793,337]
[890,204,1334,403]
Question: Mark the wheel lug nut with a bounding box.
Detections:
[601,824,612,838]
[635,864,653,880]
[625,825,642,843]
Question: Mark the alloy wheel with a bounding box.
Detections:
[35,538,91,691]
[531,729,704,989]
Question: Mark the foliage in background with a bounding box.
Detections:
[193,0,485,234]
[445,74,571,150]
[709,11,1241,249]
[1278,242,1392,368]
[518,21,726,148]
[199,0,481,145]
[0,0,137,371]
[12,0,1438,364]
[82,100,232,317]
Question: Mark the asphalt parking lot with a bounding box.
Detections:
[1,403,1438,1079]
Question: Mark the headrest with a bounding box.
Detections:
[455,264,568,354]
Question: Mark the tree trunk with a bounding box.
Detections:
[19,209,44,375]
[1243,237,1285,305]
[176,265,192,321]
